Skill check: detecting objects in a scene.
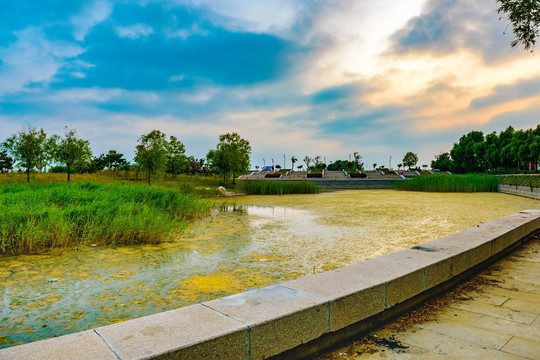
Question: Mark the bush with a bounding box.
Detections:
[48,165,68,173]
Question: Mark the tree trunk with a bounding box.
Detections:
[26,167,30,183]
[147,160,151,186]
[67,164,71,182]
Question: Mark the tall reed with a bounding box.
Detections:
[393,174,498,192]
[0,182,214,254]
[237,180,320,195]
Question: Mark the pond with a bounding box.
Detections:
[0,190,538,348]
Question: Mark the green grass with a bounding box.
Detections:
[237,180,320,195]
[0,172,225,197]
[0,182,214,254]
[497,175,540,189]
[393,174,498,192]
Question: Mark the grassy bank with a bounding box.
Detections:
[0,182,214,254]
[394,174,498,192]
[498,175,540,189]
[0,172,224,197]
[237,180,320,195]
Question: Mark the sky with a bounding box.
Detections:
[1,0,539,169]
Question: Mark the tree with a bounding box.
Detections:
[498,126,515,169]
[530,134,540,171]
[353,152,363,170]
[2,127,49,182]
[166,136,186,178]
[90,154,107,172]
[103,150,127,172]
[290,156,298,171]
[431,152,453,172]
[50,127,92,182]
[485,132,501,171]
[303,156,312,171]
[497,0,540,51]
[450,131,484,173]
[135,130,168,186]
[402,152,419,170]
[0,150,14,173]
[206,132,251,184]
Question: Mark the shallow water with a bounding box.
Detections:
[0,190,537,347]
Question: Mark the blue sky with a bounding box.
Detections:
[1,0,539,169]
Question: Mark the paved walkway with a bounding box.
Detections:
[316,235,540,360]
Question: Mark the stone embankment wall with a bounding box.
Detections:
[310,179,398,189]
[1,210,539,360]
[498,184,540,200]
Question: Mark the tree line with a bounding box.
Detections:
[431,125,540,173]
[0,127,251,185]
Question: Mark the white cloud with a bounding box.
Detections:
[70,0,112,41]
[173,0,302,36]
[298,0,427,93]
[115,24,154,39]
[0,27,83,96]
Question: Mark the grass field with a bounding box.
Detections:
[394,174,498,192]
[0,182,214,254]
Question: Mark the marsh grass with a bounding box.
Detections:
[0,182,214,254]
[393,174,498,192]
[237,180,320,195]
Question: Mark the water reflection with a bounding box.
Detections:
[0,190,537,347]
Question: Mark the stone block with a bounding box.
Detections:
[203,285,327,360]
[379,247,454,290]
[429,229,493,267]
[96,304,248,360]
[0,330,117,360]
[282,268,385,331]
[339,257,424,308]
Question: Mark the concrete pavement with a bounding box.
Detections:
[316,235,540,360]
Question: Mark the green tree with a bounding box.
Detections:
[135,130,168,185]
[166,136,186,178]
[0,150,14,173]
[498,126,515,169]
[431,152,453,172]
[103,150,127,172]
[402,151,419,170]
[485,132,501,171]
[2,127,49,182]
[206,132,251,184]
[528,124,540,171]
[450,131,484,173]
[50,128,92,182]
[497,0,540,51]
